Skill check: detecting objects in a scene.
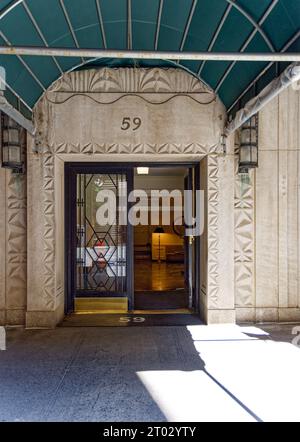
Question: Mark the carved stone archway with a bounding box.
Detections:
[26,67,235,327]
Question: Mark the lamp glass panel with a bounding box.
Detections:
[8,129,20,144]
[241,128,257,145]
[3,128,20,145]
[2,129,9,144]
[2,145,9,163]
[240,145,252,164]
[251,128,257,145]
[251,146,258,163]
[8,145,21,163]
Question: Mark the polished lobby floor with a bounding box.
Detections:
[134,259,185,291]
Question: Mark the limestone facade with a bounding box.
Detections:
[235,84,300,322]
[0,67,299,327]
[0,170,27,325]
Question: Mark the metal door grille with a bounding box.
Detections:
[76,173,127,295]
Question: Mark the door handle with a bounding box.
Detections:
[189,235,195,245]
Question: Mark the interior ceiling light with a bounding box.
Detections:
[137,167,149,175]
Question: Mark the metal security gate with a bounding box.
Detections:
[65,164,133,313]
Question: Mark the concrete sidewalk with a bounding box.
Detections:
[0,323,299,422]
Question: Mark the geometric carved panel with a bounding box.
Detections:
[52,142,220,156]
[42,151,56,309]
[234,158,255,307]
[6,173,27,311]
[33,67,225,314]
[207,154,220,308]
[49,67,213,95]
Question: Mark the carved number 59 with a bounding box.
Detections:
[121,117,141,131]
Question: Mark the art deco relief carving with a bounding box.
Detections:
[52,142,220,156]
[234,158,255,307]
[32,67,225,313]
[207,155,220,307]
[49,67,214,95]
[6,173,27,311]
[34,68,224,154]
[41,150,56,310]
[46,68,216,107]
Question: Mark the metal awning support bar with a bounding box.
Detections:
[95,0,107,49]
[59,0,84,64]
[0,92,34,134]
[22,0,63,75]
[154,0,164,50]
[198,3,232,76]
[215,0,279,93]
[0,46,299,62]
[127,0,132,50]
[227,30,300,113]
[179,0,198,52]
[0,33,46,92]
[225,62,300,135]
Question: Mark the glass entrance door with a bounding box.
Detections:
[65,162,199,315]
[65,164,133,313]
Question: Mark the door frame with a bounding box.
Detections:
[65,163,134,313]
[65,161,200,314]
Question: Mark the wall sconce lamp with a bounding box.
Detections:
[238,114,258,174]
[1,112,26,173]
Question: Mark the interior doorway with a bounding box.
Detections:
[134,166,194,311]
[65,163,199,316]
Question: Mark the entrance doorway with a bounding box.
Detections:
[134,166,195,311]
[65,163,199,315]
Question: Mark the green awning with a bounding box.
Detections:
[0,0,299,120]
